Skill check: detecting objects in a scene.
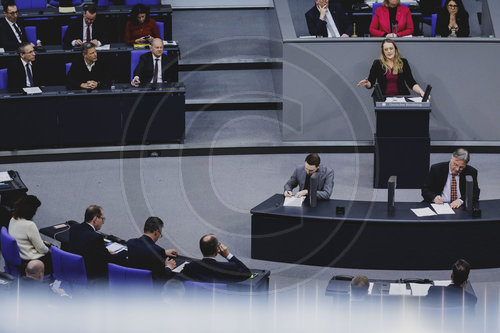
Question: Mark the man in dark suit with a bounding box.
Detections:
[67,42,110,90]
[7,42,42,91]
[305,0,353,37]
[422,148,480,208]
[425,259,477,308]
[0,2,28,51]
[130,38,176,86]
[284,153,334,200]
[62,4,108,50]
[69,205,127,281]
[127,216,177,284]
[182,234,252,283]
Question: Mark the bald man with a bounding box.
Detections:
[131,38,176,86]
[25,259,45,281]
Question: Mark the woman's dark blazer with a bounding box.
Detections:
[367,58,417,96]
[435,8,470,37]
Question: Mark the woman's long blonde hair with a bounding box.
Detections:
[379,39,403,74]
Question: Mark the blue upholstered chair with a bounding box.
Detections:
[0,69,8,91]
[16,0,47,9]
[130,49,168,80]
[65,63,72,75]
[25,26,37,45]
[156,21,164,40]
[49,0,83,7]
[51,246,87,289]
[61,25,68,46]
[107,263,153,292]
[125,0,158,6]
[431,13,438,37]
[1,227,23,277]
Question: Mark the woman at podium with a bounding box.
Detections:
[357,39,426,97]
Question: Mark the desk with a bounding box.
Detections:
[0,43,179,85]
[251,194,500,270]
[0,171,28,208]
[2,5,172,45]
[0,83,185,149]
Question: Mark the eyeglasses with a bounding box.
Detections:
[448,4,458,8]
[99,216,106,222]
[7,11,18,15]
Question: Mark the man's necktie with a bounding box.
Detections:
[26,63,34,87]
[86,25,91,43]
[153,58,159,83]
[14,23,23,42]
[450,175,457,202]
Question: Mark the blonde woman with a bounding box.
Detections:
[357,39,425,97]
[369,0,414,37]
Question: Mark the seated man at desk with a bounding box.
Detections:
[127,216,177,284]
[67,42,110,90]
[182,234,252,283]
[425,259,477,307]
[7,42,41,91]
[284,153,334,200]
[63,4,108,50]
[421,148,480,208]
[131,38,175,86]
[305,0,352,37]
[69,205,127,281]
[0,1,28,51]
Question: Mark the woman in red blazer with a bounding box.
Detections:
[369,0,414,37]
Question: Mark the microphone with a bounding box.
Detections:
[391,20,398,35]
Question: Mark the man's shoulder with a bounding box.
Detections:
[464,164,478,175]
[305,5,318,17]
[140,52,153,59]
[430,161,448,171]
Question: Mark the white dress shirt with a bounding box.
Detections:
[72,18,102,47]
[441,171,462,203]
[7,19,22,44]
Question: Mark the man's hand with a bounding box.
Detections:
[43,240,52,247]
[165,249,178,257]
[433,195,443,204]
[131,76,141,86]
[91,39,100,46]
[217,243,229,258]
[386,33,398,38]
[295,189,308,198]
[318,3,328,20]
[74,39,83,46]
[284,190,292,197]
[37,41,42,46]
[450,199,462,209]
[341,33,349,38]
[135,37,147,44]
[165,257,176,270]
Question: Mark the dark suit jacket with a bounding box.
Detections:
[305,2,353,37]
[133,51,177,84]
[367,58,417,96]
[425,284,477,308]
[62,16,109,50]
[66,55,111,90]
[7,58,42,91]
[421,161,480,203]
[0,18,28,51]
[69,222,127,280]
[436,9,470,37]
[126,235,173,283]
[369,5,414,37]
[182,256,252,283]
[284,165,334,200]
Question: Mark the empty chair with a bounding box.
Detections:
[51,246,87,289]
[107,263,153,293]
[0,69,8,91]
[1,227,23,277]
[25,26,37,45]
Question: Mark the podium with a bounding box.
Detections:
[373,101,431,188]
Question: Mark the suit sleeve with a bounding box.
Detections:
[367,60,380,89]
[317,168,334,200]
[306,11,327,37]
[66,62,82,89]
[369,9,386,37]
[63,20,77,50]
[133,55,146,80]
[402,59,417,90]
[284,167,299,192]
[397,8,414,37]
[421,164,439,203]
[228,256,252,279]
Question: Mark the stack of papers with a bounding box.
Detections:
[385,97,406,103]
[23,87,42,95]
[409,283,432,296]
[431,203,455,214]
[284,196,305,207]
[172,261,188,273]
[411,207,436,217]
[106,242,127,253]
[0,172,12,182]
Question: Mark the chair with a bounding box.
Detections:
[0,69,8,91]
[51,246,87,289]
[0,227,22,277]
[25,26,37,45]
[49,0,83,7]
[65,63,72,75]
[125,0,158,5]
[97,0,110,6]
[61,25,68,46]
[107,263,153,292]
[156,21,164,40]
[372,2,409,16]
[431,13,437,37]
[130,49,168,80]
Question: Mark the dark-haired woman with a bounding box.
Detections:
[357,39,426,97]
[124,4,161,44]
[8,195,52,274]
[436,0,469,37]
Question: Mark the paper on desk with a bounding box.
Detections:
[411,207,437,217]
[368,282,374,295]
[0,48,4,53]
[106,242,127,253]
[284,196,305,207]
[163,40,178,45]
[58,6,75,13]
[410,283,432,296]
[172,261,188,273]
[385,97,406,103]
[431,203,455,215]
[433,280,451,287]
[407,97,423,102]
[389,283,411,295]
[23,87,42,95]
[96,44,111,50]
[0,172,12,182]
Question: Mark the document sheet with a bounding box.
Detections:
[0,172,12,182]
[411,207,437,217]
[431,203,455,215]
[106,242,127,253]
[389,283,411,295]
[410,283,432,296]
[284,196,305,207]
[172,261,188,273]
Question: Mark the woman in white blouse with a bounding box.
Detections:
[8,195,52,274]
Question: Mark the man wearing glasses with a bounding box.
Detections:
[0,1,28,51]
[63,4,108,50]
[7,42,42,90]
[422,148,480,208]
[127,216,178,285]
[69,205,127,281]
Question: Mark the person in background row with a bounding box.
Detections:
[63,4,108,50]
[8,195,53,274]
[369,0,414,37]
[357,39,426,97]
[131,38,175,86]
[67,42,110,90]
[436,0,469,37]
[124,4,161,45]
[7,42,42,91]
[350,275,370,300]
[0,1,28,51]
[305,0,353,37]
